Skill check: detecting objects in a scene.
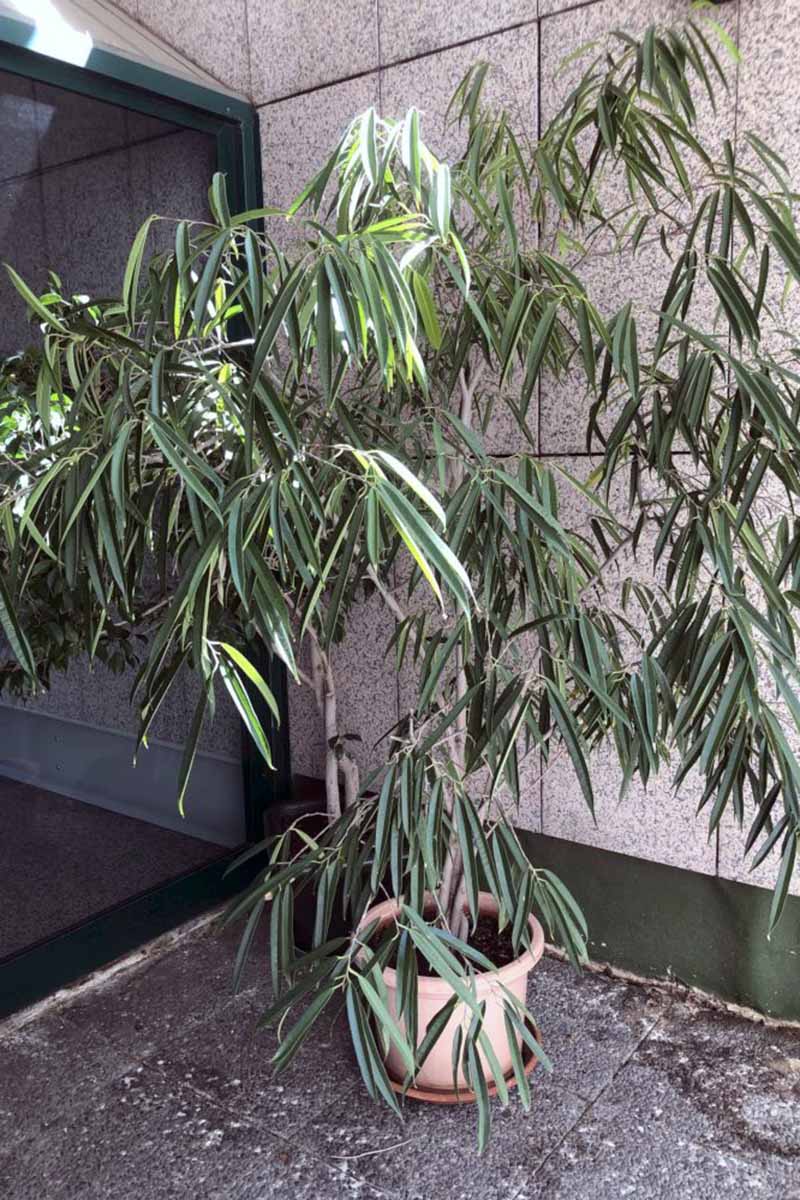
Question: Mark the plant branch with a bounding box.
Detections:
[366,564,406,624]
[308,629,342,821]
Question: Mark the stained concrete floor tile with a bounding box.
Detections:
[1,1053,241,1200]
[3,916,798,1199]
[0,1024,131,1155]
[23,917,258,1064]
[634,997,800,1160]
[525,1056,800,1200]
[0,919,260,1155]
[157,980,364,1139]
[0,1059,386,1200]
[527,993,800,1200]
[527,957,669,1103]
[295,1070,586,1200]
[203,1144,393,1200]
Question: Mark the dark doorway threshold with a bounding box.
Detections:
[0,776,227,962]
[0,843,261,1019]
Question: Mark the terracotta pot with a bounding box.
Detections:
[359,892,544,1095]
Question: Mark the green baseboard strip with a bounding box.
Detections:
[518,830,800,1021]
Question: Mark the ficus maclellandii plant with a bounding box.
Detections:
[2,10,800,1148]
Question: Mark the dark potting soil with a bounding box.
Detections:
[389,913,519,976]
[468,913,519,968]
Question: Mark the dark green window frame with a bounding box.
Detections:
[0,14,261,216]
[0,20,289,1017]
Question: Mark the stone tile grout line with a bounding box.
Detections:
[511,999,676,1197]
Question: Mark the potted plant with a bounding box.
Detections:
[3,12,800,1149]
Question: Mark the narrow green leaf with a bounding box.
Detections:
[219,643,280,722]
[5,264,66,332]
[220,660,274,768]
[0,573,36,677]
[768,834,797,936]
[176,686,209,817]
[431,163,451,240]
[545,678,594,815]
[411,270,443,349]
[122,215,156,324]
[208,172,232,226]
[356,973,415,1075]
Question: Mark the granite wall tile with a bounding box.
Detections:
[333,594,399,779]
[145,130,216,224]
[287,642,327,780]
[124,108,180,147]
[14,651,180,748]
[391,499,544,831]
[8,648,241,767]
[483,376,540,458]
[383,23,539,457]
[248,0,379,105]
[539,237,670,456]
[7,659,93,726]
[40,147,135,298]
[538,0,740,453]
[535,453,718,874]
[137,0,251,96]
[129,128,216,256]
[717,810,800,899]
[539,239,724,456]
[287,595,400,785]
[715,625,800,899]
[539,0,600,14]
[34,83,128,170]
[734,0,800,354]
[539,450,800,883]
[539,0,738,131]
[736,0,797,157]
[259,72,380,220]
[382,21,538,163]
[126,138,157,252]
[508,753,544,833]
[190,675,243,761]
[378,0,537,65]
[2,101,226,753]
[542,737,718,875]
[0,175,46,355]
[0,72,42,181]
[75,658,142,737]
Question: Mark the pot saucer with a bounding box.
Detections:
[387,1018,543,1106]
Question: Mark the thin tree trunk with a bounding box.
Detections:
[341,750,360,809]
[307,629,361,818]
[435,365,482,939]
[309,634,342,822]
[437,644,470,940]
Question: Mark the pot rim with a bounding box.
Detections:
[359,891,545,997]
